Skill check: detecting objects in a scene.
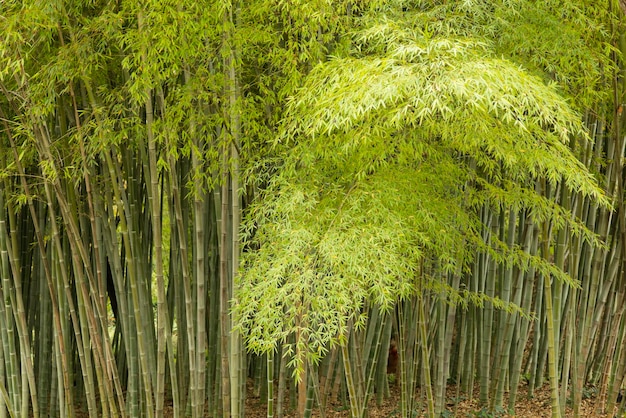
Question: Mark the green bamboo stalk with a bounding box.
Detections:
[528,264,545,396]
[125,148,159,411]
[276,344,287,418]
[607,27,626,414]
[492,208,524,411]
[1,31,128,418]
[219,147,232,418]
[462,291,477,397]
[0,377,13,418]
[318,341,336,410]
[49,327,59,418]
[43,184,98,418]
[508,222,538,410]
[348,325,366,416]
[418,294,435,418]
[190,139,208,418]
[553,183,572,417]
[308,361,327,418]
[103,148,152,418]
[397,303,410,417]
[331,347,345,407]
[303,365,315,418]
[137,12,173,417]
[375,313,393,406]
[0,111,82,416]
[253,351,264,398]
[0,192,21,418]
[360,308,385,416]
[607,303,626,417]
[573,197,600,416]
[455,306,469,413]
[3,194,39,418]
[230,156,244,418]
[267,351,274,418]
[542,215,562,418]
[443,271,461,382]
[45,24,125,415]
[206,201,222,417]
[164,136,198,417]
[101,185,137,417]
[35,250,53,417]
[208,244,221,418]
[0,278,16,418]
[597,289,625,415]
[0,245,7,418]
[544,271,562,418]
[480,207,498,406]
[399,295,420,415]
[68,187,116,418]
[44,81,127,417]
[61,51,120,418]
[110,153,156,417]
[52,240,76,418]
[362,306,379,374]
[434,297,446,415]
[341,323,362,418]
[224,1,244,412]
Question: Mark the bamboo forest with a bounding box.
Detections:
[5,0,626,417]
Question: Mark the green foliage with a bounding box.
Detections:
[0,0,620,415]
[237,149,470,349]
[288,35,605,200]
[374,0,616,110]
[235,0,607,368]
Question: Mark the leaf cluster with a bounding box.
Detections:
[235,1,608,362]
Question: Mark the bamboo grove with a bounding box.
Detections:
[1,0,626,417]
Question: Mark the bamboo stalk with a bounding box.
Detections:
[267,351,274,418]
[341,322,362,418]
[418,294,435,418]
[542,216,562,418]
[137,12,172,417]
[219,146,232,418]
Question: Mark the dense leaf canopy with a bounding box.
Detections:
[234,1,610,361]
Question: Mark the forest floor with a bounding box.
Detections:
[74,379,614,417]
[243,380,614,417]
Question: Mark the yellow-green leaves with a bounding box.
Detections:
[286,29,606,203]
[236,1,608,365]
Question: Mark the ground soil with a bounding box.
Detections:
[74,380,616,417]
[243,381,615,417]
